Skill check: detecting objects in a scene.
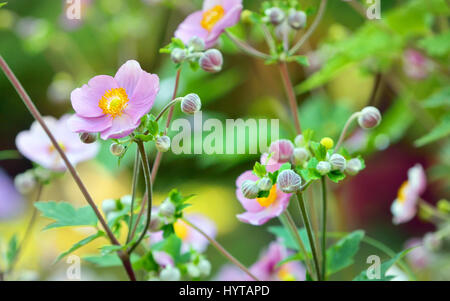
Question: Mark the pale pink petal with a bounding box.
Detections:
[125,72,159,124]
[68,114,113,133]
[207,4,242,48]
[114,60,145,97]
[99,114,138,140]
[174,11,209,45]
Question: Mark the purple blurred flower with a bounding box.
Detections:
[68,60,159,140]
[151,213,217,253]
[405,238,429,269]
[0,169,25,220]
[403,49,432,80]
[16,115,99,171]
[391,164,426,224]
[215,242,305,281]
[236,155,292,226]
[153,251,175,268]
[175,0,243,49]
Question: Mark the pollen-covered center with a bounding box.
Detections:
[257,184,278,207]
[99,88,129,118]
[397,181,409,203]
[174,220,189,240]
[201,5,225,32]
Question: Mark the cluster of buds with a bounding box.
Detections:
[186,255,212,278]
[101,195,133,221]
[14,167,53,194]
[170,37,223,73]
[293,134,310,166]
[264,6,307,31]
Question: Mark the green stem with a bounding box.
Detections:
[126,149,140,244]
[296,191,322,280]
[321,177,328,280]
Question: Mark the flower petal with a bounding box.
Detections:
[68,114,113,134]
[125,72,159,123]
[114,60,145,97]
[99,114,138,140]
[175,11,209,46]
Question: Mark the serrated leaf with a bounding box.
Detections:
[327,230,364,276]
[253,162,267,178]
[55,232,104,263]
[35,201,98,230]
[327,170,346,183]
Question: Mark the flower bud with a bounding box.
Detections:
[294,134,304,147]
[346,158,362,176]
[101,199,117,215]
[200,49,223,73]
[329,154,346,172]
[181,93,202,115]
[79,132,97,144]
[269,139,294,163]
[33,167,52,183]
[424,232,442,252]
[159,198,176,217]
[241,180,260,199]
[293,147,309,165]
[258,177,272,191]
[198,259,211,277]
[149,212,164,232]
[288,10,307,30]
[358,106,382,129]
[156,136,171,153]
[188,36,205,52]
[171,48,187,64]
[187,263,201,278]
[241,9,253,23]
[159,266,181,281]
[266,7,285,25]
[437,199,450,214]
[277,170,302,193]
[316,161,331,175]
[14,172,36,194]
[120,195,132,207]
[320,137,334,150]
[110,143,125,156]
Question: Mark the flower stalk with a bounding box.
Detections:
[321,177,328,280]
[278,62,302,134]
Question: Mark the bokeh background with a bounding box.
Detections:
[0,0,448,280]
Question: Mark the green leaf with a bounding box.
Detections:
[55,231,104,263]
[268,226,311,253]
[289,55,310,67]
[0,150,20,160]
[353,248,414,281]
[6,234,18,266]
[35,201,98,230]
[415,114,450,147]
[253,162,267,178]
[327,170,346,183]
[278,162,292,173]
[327,230,364,276]
[147,120,159,137]
[151,234,185,263]
[422,87,450,108]
[418,32,450,57]
[0,2,7,8]
[83,253,140,267]
[132,251,159,272]
[311,142,327,161]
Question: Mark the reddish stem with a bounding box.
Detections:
[279,62,302,135]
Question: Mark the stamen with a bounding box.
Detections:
[98,88,129,118]
[201,5,225,32]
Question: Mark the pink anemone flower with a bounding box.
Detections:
[68,60,159,140]
[175,0,243,49]
[236,154,292,226]
[16,115,99,171]
[391,164,427,224]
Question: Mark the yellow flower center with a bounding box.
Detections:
[98,88,129,118]
[320,137,334,150]
[48,142,66,153]
[201,5,225,32]
[174,220,189,240]
[397,181,409,204]
[277,266,296,281]
[257,184,278,207]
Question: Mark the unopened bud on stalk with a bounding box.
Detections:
[316,161,331,175]
[198,259,211,276]
[149,212,164,232]
[437,199,450,214]
[288,10,307,30]
[159,266,181,281]
[358,106,382,129]
[346,158,362,176]
[187,263,201,278]
[171,48,187,64]
[14,172,36,194]
[200,49,223,73]
[293,147,309,165]
[181,93,202,115]
[159,198,176,217]
[329,154,347,172]
[277,170,302,193]
[101,199,117,215]
[266,7,285,25]
[269,139,294,163]
[33,167,52,183]
[110,143,125,156]
[156,136,171,153]
[188,36,205,52]
[79,132,97,144]
[294,134,305,147]
[258,177,272,191]
[241,180,260,199]
[241,9,253,23]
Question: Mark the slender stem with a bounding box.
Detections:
[282,212,316,279]
[368,73,382,106]
[320,177,328,280]
[7,184,43,274]
[334,112,360,153]
[154,98,181,123]
[261,24,276,54]
[225,30,271,60]
[278,62,302,134]
[0,55,136,281]
[182,218,260,281]
[289,0,328,55]
[128,141,153,254]
[151,68,182,183]
[296,191,322,280]
[126,149,140,244]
